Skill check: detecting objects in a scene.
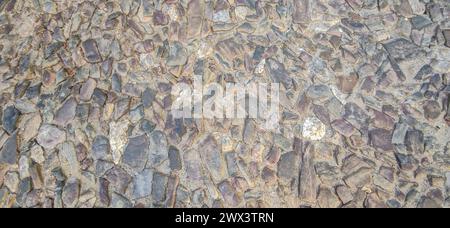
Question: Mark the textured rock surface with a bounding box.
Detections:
[0,0,449,209]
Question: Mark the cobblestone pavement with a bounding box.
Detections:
[0,0,450,208]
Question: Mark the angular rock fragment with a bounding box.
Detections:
[0,132,17,165]
[331,119,356,137]
[92,136,110,160]
[168,146,182,171]
[152,172,168,203]
[133,169,153,199]
[82,39,102,63]
[62,178,80,208]
[317,187,341,208]
[277,151,300,181]
[405,130,425,154]
[54,98,77,126]
[79,78,96,101]
[266,58,293,90]
[299,145,318,203]
[36,125,66,150]
[198,135,226,182]
[369,128,393,151]
[148,131,168,167]
[104,166,132,194]
[2,106,20,135]
[123,134,149,173]
[293,0,311,23]
[218,180,242,207]
[423,100,441,120]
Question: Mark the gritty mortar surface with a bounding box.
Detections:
[0,0,450,208]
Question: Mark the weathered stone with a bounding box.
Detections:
[405,130,425,154]
[152,172,168,203]
[82,39,102,63]
[0,132,18,165]
[344,168,373,189]
[277,151,299,181]
[148,130,168,166]
[123,134,149,173]
[54,98,77,126]
[218,180,242,207]
[266,58,293,89]
[336,185,353,205]
[167,42,188,67]
[331,119,356,137]
[168,146,182,171]
[2,106,19,134]
[79,78,97,101]
[62,178,80,208]
[92,136,110,160]
[369,128,393,151]
[111,192,132,208]
[423,100,441,120]
[198,135,226,183]
[299,145,318,203]
[317,187,341,208]
[104,166,132,194]
[109,121,129,164]
[133,169,153,199]
[293,0,311,23]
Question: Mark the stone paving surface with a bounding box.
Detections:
[0,0,450,208]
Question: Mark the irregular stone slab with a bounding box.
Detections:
[92,136,110,160]
[293,0,311,23]
[198,135,226,183]
[392,123,409,145]
[405,130,425,154]
[142,88,156,108]
[79,78,96,101]
[218,180,242,207]
[411,15,432,30]
[2,106,19,134]
[266,58,293,90]
[18,113,41,143]
[58,142,80,177]
[423,100,441,120]
[344,168,372,188]
[111,192,132,208]
[168,146,182,171]
[104,166,132,194]
[167,42,188,67]
[54,98,77,126]
[187,0,204,39]
[62,178,80,208]
[369,128,393,151]
[331,119,356,137]
[343,103,370,130]
[0,132,18,165]
[36,125,66,150]
[123,134,149,173]
[148,130,168,166]
[277,151,300,181]
[383,38,424,61]
[98,178,110,206]
[299,144,318,203]
[82,39,102,63]
[109,121,129,164]
[317,187,341,208]
[152,172,168,203]
[133,169,153,199]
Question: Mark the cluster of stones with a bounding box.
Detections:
[0,0,449,208]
